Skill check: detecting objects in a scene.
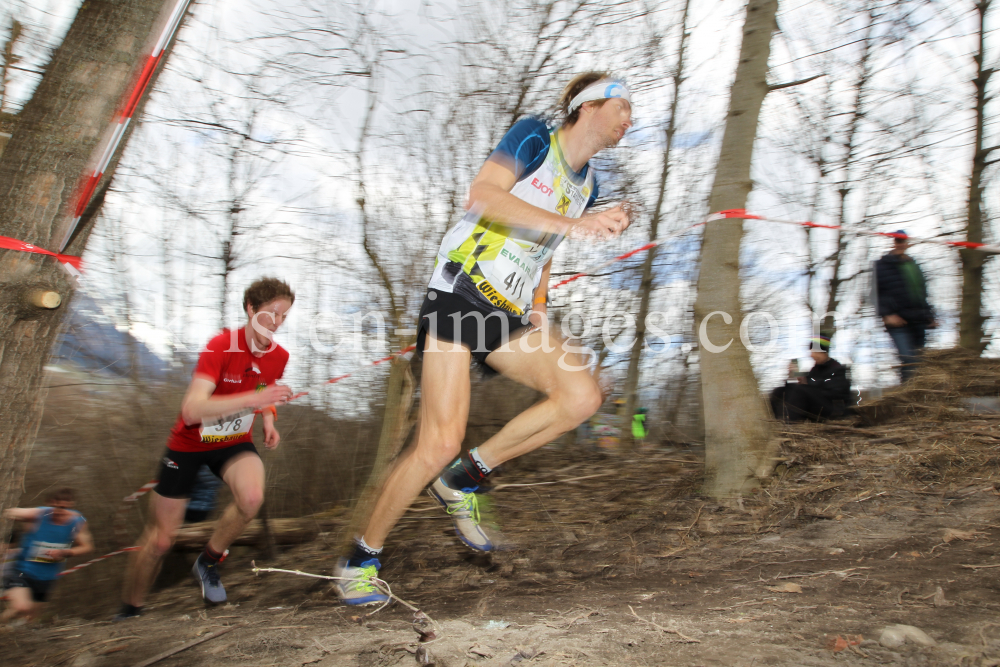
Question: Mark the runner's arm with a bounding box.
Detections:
[67,521,94,557]
[261,408,280,449]
[3,508,40,522]
[468,161,629,238]
[528,260,552,328]
[181,377,292,426]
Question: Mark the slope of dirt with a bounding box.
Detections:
[7,351,1000,666]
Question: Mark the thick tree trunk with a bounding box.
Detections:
[959,0,994,354]
[622,0,691,448]
[692,0,778,499]
[0,0,183,538]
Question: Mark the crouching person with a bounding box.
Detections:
[2,488,93,625]
[770,335,852,422]
[115,278,295,621]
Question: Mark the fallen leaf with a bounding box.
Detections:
[766,583,803,594]
[825,634,863,652]
[909,551,922,558]
[826,635,849,652]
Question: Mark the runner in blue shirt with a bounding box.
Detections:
[2,488,92,624]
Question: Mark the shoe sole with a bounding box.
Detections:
[426,486,495,553]
[338,591,390,606]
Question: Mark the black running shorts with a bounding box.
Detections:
[3,570,54,602]
[416,290,531,368]
[154,442,258,499]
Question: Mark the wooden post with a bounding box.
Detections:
[340,356,416,551]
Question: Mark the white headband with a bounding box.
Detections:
[568,79,631,114]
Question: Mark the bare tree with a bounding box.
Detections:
[693,0,779,499]
[0,0,185,539]
[621,0,691,447]
[959,0,996,353]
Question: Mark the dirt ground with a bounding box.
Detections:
[7,351,1000,667]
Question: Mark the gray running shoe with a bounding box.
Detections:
[332,558,389,606]
[192,554,227,604]
[427,477,495,551]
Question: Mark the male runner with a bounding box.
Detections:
[2,488,93,624]
[334,72,633,604]
[115,277,295,620]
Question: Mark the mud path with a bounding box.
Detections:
[7,429,1000,667]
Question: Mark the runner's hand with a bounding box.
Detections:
[570,204,631,240]
[256,383,293,407]
[263,421,281,450]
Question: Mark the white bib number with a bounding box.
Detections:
[200,409,255,443]
[27,541,69,563]
[489,239,537,312]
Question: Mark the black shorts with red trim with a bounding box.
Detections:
[154,442,258,499]
[416,290,531,369]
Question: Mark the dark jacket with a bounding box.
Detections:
[805,358,852,406]
[874,252,934,325]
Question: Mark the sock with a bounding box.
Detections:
[441,447,493,491]
[347,536,383,568]
[201,545,226,566]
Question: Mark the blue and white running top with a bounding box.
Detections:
[427,118,598,316]
[16,508,85,581]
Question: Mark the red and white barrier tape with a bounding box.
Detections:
[113,479,158,547]
[60,546,139,577]
[0,235,83,278]
[59,0,193,252]
[292,206,992,391]
[708,208,1000,254]
[286,344,417,401]
[122,480,158,503]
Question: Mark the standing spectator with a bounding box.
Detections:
[2,488,93,625]
[874,231,937,382]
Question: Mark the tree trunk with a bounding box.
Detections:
[820,4,873,336]
[692,0,778,499]
[0,0,184,539]
[959,0,994,354]
[622,0,691,448]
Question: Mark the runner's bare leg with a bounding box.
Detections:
[124,492,187,607]
[477,326,601,468]
[1,586,33,623]
[362,336,472,549]
[207,453,265,553]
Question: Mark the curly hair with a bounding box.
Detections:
[559,71,611,126]
[243,277,296,313]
